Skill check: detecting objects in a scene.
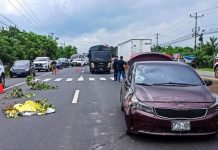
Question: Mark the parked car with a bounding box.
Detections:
[84,57,89,65]
[58,58,69,68]
[55,60,63,69]
[0,59,5,88]
[120,53,217,136]
[71,58,85,67]
[10,60,35,77]
[33,57,51,72]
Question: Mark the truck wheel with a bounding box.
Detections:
[215,67,218,79]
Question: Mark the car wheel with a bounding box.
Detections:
[215,67,218,79]
[10,74,13,78]
[47,67,50,72]
[125,125,134,136]
[0,75,5,88]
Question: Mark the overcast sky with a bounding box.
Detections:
[0,0,218,53]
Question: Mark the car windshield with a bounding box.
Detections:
[35,57,49,61]
[14,60,29,67]
[91,51,111,61]
[135,63,203,86]
[58,58,65,61]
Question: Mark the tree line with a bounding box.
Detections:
[0,26,77,65]
[157,37,218,68]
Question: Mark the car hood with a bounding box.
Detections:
[134,84,215,103]
[12,66,28,69]
[33,61,48,64]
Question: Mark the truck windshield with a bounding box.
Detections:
[91,51,111,61]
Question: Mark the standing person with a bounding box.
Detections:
[117,56,126,82]
[112,56,118,81]
[51,60,57,74]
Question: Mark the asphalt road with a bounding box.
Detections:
[0,66,218,150]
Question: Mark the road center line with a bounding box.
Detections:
[4,72,51,91]
[54,78,62,81]
[72,90,80,104]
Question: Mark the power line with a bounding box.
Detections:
[21,0,49,32]
[0,13,17,27]
[15,0,48,33]
[159,34,193,46]
[0,13,24,30]
[198,6,218,13]
[0,20,9,27]
[14,0,46,33]
[7,0,41,32]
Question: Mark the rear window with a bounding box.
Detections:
[135,63,203,85]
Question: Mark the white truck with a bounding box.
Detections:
[118,39,152,62]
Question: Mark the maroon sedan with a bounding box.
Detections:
[120,60,218,136]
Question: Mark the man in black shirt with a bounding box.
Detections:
[117,56,126,82]
[112,56,118,81]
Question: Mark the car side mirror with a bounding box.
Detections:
[204,80,212,86]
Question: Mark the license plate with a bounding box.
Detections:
[171,120,191,131]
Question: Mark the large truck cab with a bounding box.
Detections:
[88,45,112,74]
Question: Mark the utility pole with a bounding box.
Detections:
[190,13,204,51]
[156,33,159,52]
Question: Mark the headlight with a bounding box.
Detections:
[128,95,154,114]
[91,63,94,68]
[108,63,111,68]
[208,95,218,113]
[25,68,29,71]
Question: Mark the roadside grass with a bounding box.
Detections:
[197,68,214,72]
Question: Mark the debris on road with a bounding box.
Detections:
[5,87,35,99]
[26,76,57,90]
[3,99,56,118]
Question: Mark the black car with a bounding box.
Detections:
[10,60,36,77]
[58,58,69,68]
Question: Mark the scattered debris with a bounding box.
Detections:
[26,76,57,90]
[5,87,35,99]
[3,99,56,118]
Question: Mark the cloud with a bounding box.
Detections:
[0,0,218,52]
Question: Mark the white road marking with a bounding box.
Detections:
[110,77,114,80]
[78,76,84,81]
[34,79,40,82]
[54,78,62,81]
[89,78,95,81]
[43,78,52,82]
[4,72,51,91]
[100,77,106,81]
[66,78,73,81]
[72,90,80,104]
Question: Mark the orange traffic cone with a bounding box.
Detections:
[0,83,4,93]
